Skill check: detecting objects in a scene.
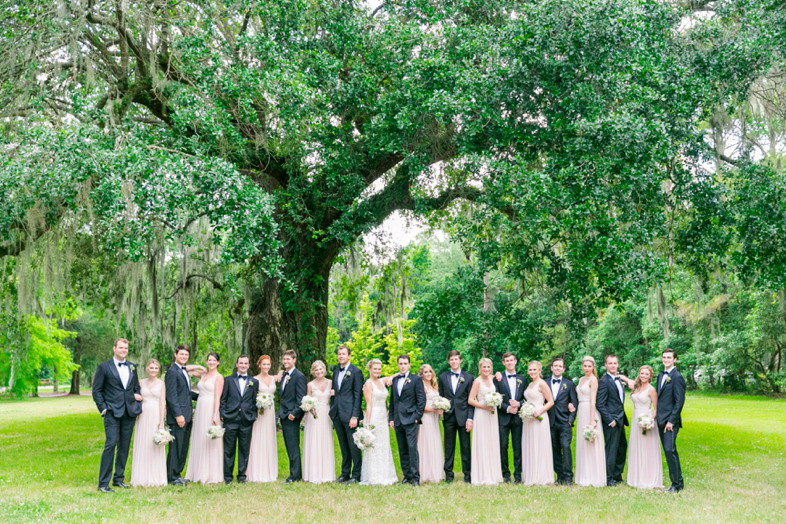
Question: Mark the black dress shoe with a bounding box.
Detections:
[503,477,511,483]
[666,485,682,493]
[237,479,246,485]
[225,480,233,485]
[345,479,359,484]
[285,477,299,483]
[98,486,114,493]
[564,480,573,486]
[607,480,618,487]
[112,482,130,489]
[337,476,349,483]
[411,480,420,487]
[399,479,410,485]
[514,479,522,484]
[444,477,453,484]
[170,478,187,486]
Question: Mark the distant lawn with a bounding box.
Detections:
[0,393,784,523]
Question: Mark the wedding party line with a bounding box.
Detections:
[92,340,685,492]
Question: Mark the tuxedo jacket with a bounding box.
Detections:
[389,373,426,427]
[493,372,527,426]
[596,373,628,427]
[656,369,685,428]
[220,373,259,424]
[328,363,364,423]
[546,376,578,427]
[437,370,475,424]
[92,359,142,418]
[278,368,307,421]
[165,364,199,425]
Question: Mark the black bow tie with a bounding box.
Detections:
[451,372,460,377]
[552,378,560,384]
[508,375,517,379]
[339,367,346,372]
[238,375,247,379]
[118,362,129,367]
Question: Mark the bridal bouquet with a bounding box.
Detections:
[300,395,319,419]
[353,427,376,451]
[432,396,451,413]
[582,425,599,442]
[637,413,655,435]
[519,402,543,421]
[256,392,274,413]
[207,425,225,440]
[153,427,174,446]
[484,391,503,414]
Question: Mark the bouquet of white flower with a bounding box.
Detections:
[256,391,274,412]
[637,413,655,435]
[484,391,503,414]
[353,426,376,451]
[153,427,174,446]
[518,401,543,421]
[300,395,319,419]
[207,425,225,440]
[432,396,451,412]
[582,425,599,442]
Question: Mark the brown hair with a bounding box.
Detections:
[336,345,351,355]
[114,338,129,348]
[604,354,618,363]
[551,357,565,367]
[502,352,517,361]
[283,350,297,359]
[256,355,272,370]
[207,352,221,363]
[447,349,461,361]
[397,354,410,363]
[633,365,655,393]
[175,343,190,355]
[662,348,676,358]
[418,364,437,389]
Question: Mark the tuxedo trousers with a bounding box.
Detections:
[281,417,302,480]
[658,424,683,489]
[99,412,136,487]
[167,420,192,482]
[395,423,420,482]
[334,419,362,480]
[551,422,574,482]
[223,419,254,482]
[499,418,523,482]
[602,423,627,483]
[443,411,471,482]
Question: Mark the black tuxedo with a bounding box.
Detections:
[657,368,685,489]
[494,372,527,482]
[546,375,578,483]
[92,359,142,488]
[278,368,307,480]
[390,372,426,482]
[329,363,364,481]
[165,364,198,483]
[220,373,259,483]
[438,369,475,482]
[597,373,628,484]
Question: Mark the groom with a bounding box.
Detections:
[658,348,686,492]
[220,355,259,484]
[547,357,578,485]
[597,354,628,487]
[165,344,198,485]
[437,350,474,483]
[278,349,307,483]
[92,338,143,492]
[389,354,426,486]
[494,351,526,483]
[329,345,364,484]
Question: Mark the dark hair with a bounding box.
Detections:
[236,354,249,364]
[551,357,565,367]
[175,343,190,355]
[283,349,297,359]
[447,350,461,361]
[207,352,221,363]
[502,352,517,361]
[662,348,676,358]
[604,354,618,363]
[336,345,351,355]
[398,354,411,363]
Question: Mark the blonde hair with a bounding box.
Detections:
[310,360,326,376]
[633,365,655,393]
[145,359,161,372]
[581,355,597,377]
[366,359,382,373]
[418,364,437,389]
[478,357,493,374]
[527,360,543,379]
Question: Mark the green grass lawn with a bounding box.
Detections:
[0,393,784,523]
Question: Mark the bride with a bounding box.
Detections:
[359,359,398,485]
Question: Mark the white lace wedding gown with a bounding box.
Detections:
[359,380,399,485]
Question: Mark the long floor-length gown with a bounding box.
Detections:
[302,385,336,483]
[184,374,223,484]
[471,378,503,485]
[360,380,399,485]
[521,380,555,485]
[246,378,278,482]
[130,379,167,486]
[627,386,663,489]
[575,378,606,487]
[418,386,445,483]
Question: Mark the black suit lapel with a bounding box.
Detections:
[107,360,122,387]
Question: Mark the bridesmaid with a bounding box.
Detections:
[625,365,663,489]
[185,352,224,484]
[130,359,167,487]
[417,364,445,483]
[302,360,336,484]
[575,355,606,487]
[468,357,503,485]
[521,360,555,485]
[246,355,278,482]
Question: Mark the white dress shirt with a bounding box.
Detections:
[114,358,130,389]
[551,376,562,400]
[507,373,518,400]
[450,369,461,394]
[238,374,248,396]
[398,372,409,396]
[281,370,291,392]
[661,367,673,388]
[613,375,624,402]
[337,366,348,391]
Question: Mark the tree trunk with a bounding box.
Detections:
[69,369,80,395]
[53,366,58,394]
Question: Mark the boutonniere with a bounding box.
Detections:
[405,378,411,385]
[344,371,351,379]
[284,375,291,385]
[561,383,567,391]
[516,379,523,386]
[459,377,465,384]
[664,376,671,384]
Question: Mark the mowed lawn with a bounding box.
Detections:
[0,393,784,523]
